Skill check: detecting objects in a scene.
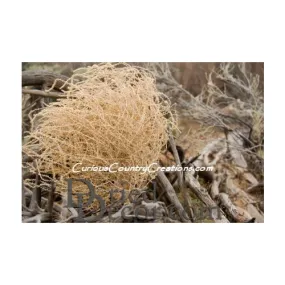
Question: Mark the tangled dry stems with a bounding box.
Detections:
[147,62,264,147]
[23,63,177,209]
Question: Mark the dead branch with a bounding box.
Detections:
[210,174,222,199]
[99,206,132,223]
[168,133,194,221]
[22,70,69,91]
[168,133,183,188]
[23,213,50,223]
[218,193,252,222]
[23,187,77,222]
[59,208,78,223]
[22,89,67,99]
[156,170,190,222]
[233,190,264,223]
[46,181,55,220]
[247,182,264,194]
[22,180,26,208]
[184,171,229,223]
[34,162,41,207]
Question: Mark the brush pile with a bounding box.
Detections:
[22,62,264,223]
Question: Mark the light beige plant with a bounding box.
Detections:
[23,63,177,209]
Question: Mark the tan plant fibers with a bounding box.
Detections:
[23,63,176,210]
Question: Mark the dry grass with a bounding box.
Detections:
[23,63,177,210]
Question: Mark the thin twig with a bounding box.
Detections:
[156,170,190,222]
[22,89,68,99]
[168,133,195,221]
[46,181,56,220]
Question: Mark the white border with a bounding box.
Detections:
[0,0,284,284]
